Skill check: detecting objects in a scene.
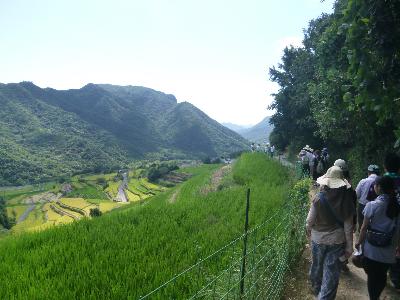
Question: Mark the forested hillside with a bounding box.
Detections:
[0,82,247,185]
[269,0,400,180]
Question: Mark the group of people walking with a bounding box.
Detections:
[250,142,275,157]
[305,151,400,300]
[299,145,330,180]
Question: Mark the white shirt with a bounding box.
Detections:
[355,174,377,205]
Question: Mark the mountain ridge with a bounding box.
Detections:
[223,117,274,143]
[0,82,248,185]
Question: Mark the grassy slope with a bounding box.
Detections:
[0,153,289,299]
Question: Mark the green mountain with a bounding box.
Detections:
[224,117,273,143]
[0,82,248,186]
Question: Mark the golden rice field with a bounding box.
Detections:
[140,178,164,191]
[43,203,74,225]
[98,201,124,212]
[59,198,97,215]
[105,181,120,199]
[11,205,46,233]
[126,190,141,202]
[6,205,28,220]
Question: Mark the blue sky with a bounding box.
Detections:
[0,0,334,125]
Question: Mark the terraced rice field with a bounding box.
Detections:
[11,205,46,233]
[6,205,29,221]
[125,190,141,202]
[43,203,74,225]
[0,154,297,299]
[98,202,124,212]
[140,178,164,191]
[105,181,120,199]
[59,198,97,215]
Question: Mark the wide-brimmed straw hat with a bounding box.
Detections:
[317,166,350,189]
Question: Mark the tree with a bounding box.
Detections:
[89,208,102,217]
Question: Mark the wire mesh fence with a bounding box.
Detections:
[139,180,309,300]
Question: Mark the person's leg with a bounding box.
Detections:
[309,241,326,296]
[389,258,400,289]
[318,243,344,300]
[364,257,390,300]
[357,203,365,232]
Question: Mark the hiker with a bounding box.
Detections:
[306,166,355,299]
[322,148,329,165]
[334,159,351,183]
[299,149,310,178]
[313,150,325,181]
[270,145,275,157]
[333,159,357,272]
[303,145,315,178]
[383,153,400,291]
[250,143,255,152]
[356,175,400,300]
[355,165,380,232]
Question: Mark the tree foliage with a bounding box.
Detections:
[0,196,15,229]
[269,0,400,180]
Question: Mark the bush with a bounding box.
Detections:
[89,208,102,217]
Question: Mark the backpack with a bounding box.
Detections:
[316,159,324,174]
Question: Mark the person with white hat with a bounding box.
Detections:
[306,166,355,299]
[355,164,380,232]
[302,145,315,178]
[334,159,351,182]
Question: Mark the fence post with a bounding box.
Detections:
[240,188,250,297]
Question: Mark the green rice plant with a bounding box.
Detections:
[0,153,299,299]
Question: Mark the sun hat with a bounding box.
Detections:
[303,145,313,152]
[367,164,380,173]
[317,166,350,189]
[334,159,348,172]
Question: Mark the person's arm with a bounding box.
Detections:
[355,216,370,249]
[355,180,363,199]
[306,202,317,238]
[344,216,354,258]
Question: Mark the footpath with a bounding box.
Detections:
[284,243,399,299]
[274,155,399,299]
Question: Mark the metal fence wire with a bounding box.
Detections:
[139,184,309,300]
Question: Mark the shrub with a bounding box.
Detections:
[89,208,102,217]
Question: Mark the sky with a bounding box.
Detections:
[0,0,334,126]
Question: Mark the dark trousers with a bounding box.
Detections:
[363,257,391,300]
[357,203,366,232]
[390,258,400,288]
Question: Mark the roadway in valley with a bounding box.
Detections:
[116,172,128,202]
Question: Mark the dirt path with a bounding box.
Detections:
[283,243,399,300]
[284,184,399,299]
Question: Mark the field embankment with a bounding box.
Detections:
[0,153,307,299]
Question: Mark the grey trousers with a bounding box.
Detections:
[310,241,345,300]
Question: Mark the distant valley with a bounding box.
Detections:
[0,82,248,185]
[223,116,273,143]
